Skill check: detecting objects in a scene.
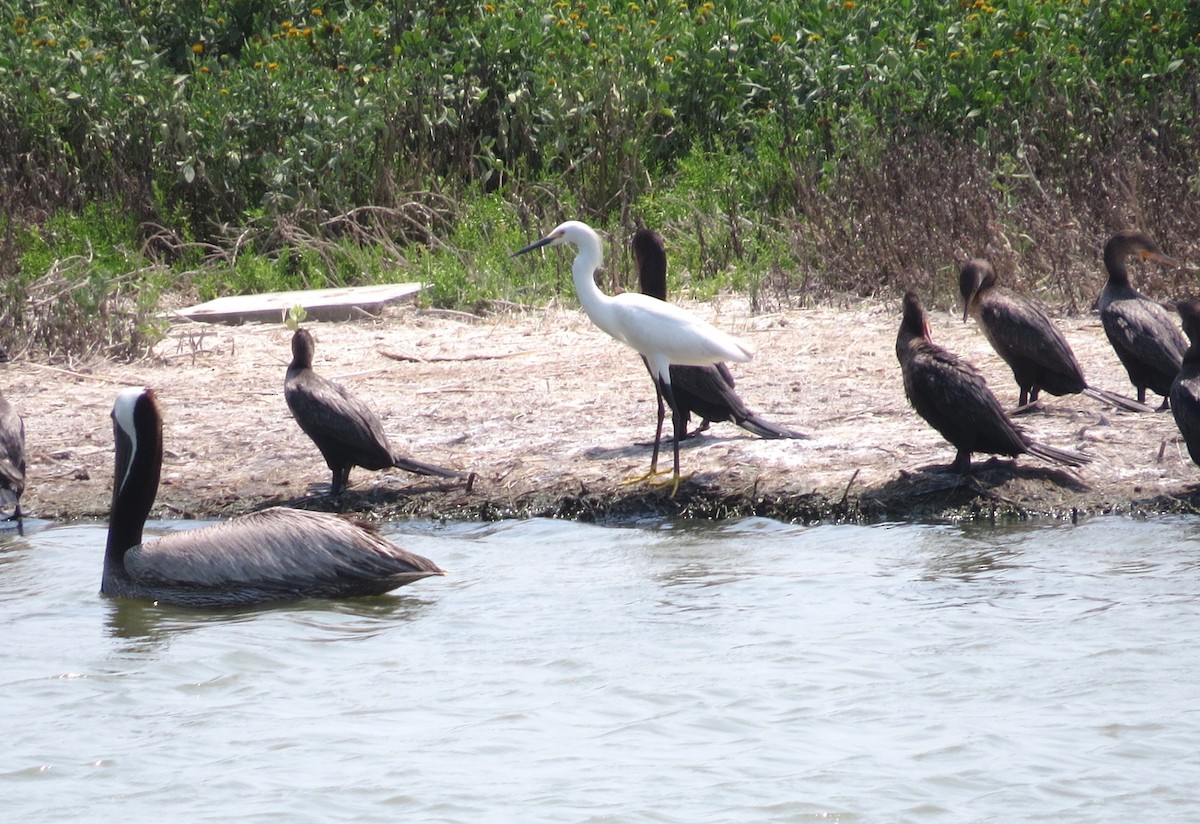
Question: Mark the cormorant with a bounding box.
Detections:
[1097,230,1184,409]
[959,258,1152,412]
[896,291,1092,473]
[285,328,460,495]
[1170,299,1200,469]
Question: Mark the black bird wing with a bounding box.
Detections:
[1101,297,1187,379]
[1171,366,1200,465]
[285,372,395,470]
[669,364,744,425]
[902,342,1027,458]
[124,508,445,593]
[670,364,806,439]
[978,293,1085,392]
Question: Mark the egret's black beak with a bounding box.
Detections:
[512,234,557,258]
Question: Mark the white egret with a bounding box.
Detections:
[633,227,808,439]
[514,220,753,495]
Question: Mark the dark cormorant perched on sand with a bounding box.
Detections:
[1097,230,1184,409]
[285,328,460,496]
[1170,299,1200,470]
[896,291,1092,474]
[102,387,445,607]
[0,388,24,520]
[632,227,808,440]
[958,258,1152,412]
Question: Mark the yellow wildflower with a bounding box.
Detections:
[192,43,204,54]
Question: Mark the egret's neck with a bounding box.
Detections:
[569,231,615,329]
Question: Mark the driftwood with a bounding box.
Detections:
[379,348,537,364]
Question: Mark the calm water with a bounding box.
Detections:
[1,514,1199,822]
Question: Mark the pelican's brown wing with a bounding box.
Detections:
[0,398,24,504]
[124,508,444,595]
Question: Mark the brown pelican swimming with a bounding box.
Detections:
[1170,299,1200,469]
[102,387,445,607]
[0,388,25,520]
[896,291,1092,474]
[1097,230,1184,409]
[959,258,1152,412]
[285,328,460,496]
[514,220,753,496]
[632,228,808,440]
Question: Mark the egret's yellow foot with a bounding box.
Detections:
[646,470,691,498]
[620,466,673,486]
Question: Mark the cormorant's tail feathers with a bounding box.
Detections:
[1025,442,1093,469]
[390,454,463,479]
[734,414,812,440]
[1081,386,1156,414]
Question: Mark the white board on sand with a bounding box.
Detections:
[172,283,424,325]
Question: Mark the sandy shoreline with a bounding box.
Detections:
[5,296,1199,525]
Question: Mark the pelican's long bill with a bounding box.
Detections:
[512,230,562,258]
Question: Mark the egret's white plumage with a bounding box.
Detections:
[515,220,753,494]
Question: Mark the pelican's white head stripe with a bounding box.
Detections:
[113,387,146,493]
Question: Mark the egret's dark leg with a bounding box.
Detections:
[621,378,674,486]
[644,378,689,497]
[666,381,686,496]
[649,387,666,475]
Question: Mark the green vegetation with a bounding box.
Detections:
[1,0,1197,359]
